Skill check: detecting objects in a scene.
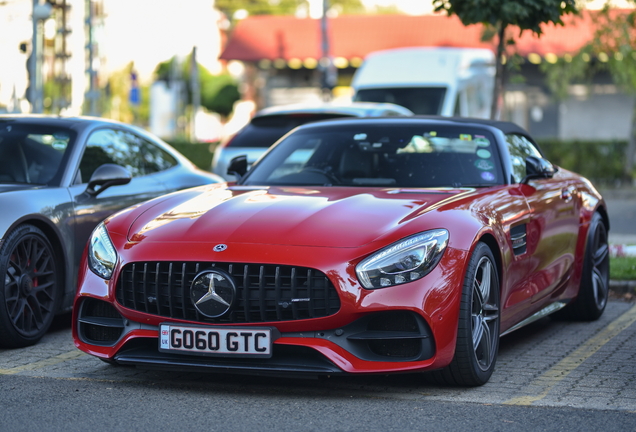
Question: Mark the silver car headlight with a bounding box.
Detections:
[88,223,118,280]
[356,229,449,289]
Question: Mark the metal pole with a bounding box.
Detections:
[190,46,200,141]
[30,0,40,113]
[320,0,332,100]
[85,0,98,116]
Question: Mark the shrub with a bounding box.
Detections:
[537,139,628,186]
[168,141,218,171]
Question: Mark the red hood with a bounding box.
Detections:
[126,185,466,248]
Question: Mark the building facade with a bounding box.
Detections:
[220,12,634,141]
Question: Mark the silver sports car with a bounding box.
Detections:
[0,115,223,348]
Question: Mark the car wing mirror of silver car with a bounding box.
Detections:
[85,163,132,196]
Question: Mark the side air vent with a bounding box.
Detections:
[510,224,527,255]
[77,298,125,346]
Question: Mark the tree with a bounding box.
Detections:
[542,5,636,181]
[590,5,636,181]
[154,56,240,119]
[433,0,578,119]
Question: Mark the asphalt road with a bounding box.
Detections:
[1,300,635,431]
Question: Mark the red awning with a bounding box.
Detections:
[220,11,605,62]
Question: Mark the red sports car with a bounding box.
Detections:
[72,117,609,386]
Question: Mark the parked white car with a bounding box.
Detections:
[211,102,413,181]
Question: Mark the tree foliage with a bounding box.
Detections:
[590,6,636,92]
[432,0,577,33]
[541,5,636,180]
[432,0,578,118]
[540,53,591,101]
[154,56,240,118]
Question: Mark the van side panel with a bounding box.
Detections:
[352,47,495,119]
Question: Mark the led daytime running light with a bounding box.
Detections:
[356,229,449,289]
[88,223,118,280]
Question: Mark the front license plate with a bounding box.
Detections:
[159,324,272,358]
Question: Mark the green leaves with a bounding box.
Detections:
[433,0,578,34]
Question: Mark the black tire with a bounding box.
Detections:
[429,242,500,386]
[556,212,609,321]
[0,224,61,348]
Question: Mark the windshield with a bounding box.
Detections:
[0,122,75,185]
[354,87,446,115]
[241,123,503,188]
[227,114,355,149]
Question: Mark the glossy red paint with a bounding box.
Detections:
[73,175,605,375]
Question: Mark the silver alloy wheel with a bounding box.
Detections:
[471,256,499,372]
[590,220,609,310]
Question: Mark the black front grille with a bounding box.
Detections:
[115,262,341,323]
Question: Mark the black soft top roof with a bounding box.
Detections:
[410,115,531,136]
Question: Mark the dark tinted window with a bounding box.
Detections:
[354,87,446,115]
[0,122,73,185]
[79,128,177,182]
[243,123,503,188]
[227,114,354,148]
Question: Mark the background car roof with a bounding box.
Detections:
[0,114,133,130]
[254,102,414,118]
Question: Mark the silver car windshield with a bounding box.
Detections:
[241,123,503,188]
[0,123,74,185]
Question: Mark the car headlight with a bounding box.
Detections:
[356,229,449,289]
[88,223,118,279]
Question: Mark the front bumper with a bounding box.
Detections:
[72,243,468,375]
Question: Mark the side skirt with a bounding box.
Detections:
[500,301,567,337]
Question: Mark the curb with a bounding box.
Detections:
[609,244,636,257]
[610,279,636,295]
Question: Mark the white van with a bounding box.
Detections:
[351,47,495,119]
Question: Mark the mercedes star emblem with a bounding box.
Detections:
[190,269,236,317]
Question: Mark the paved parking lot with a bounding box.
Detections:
[1,300,635,412]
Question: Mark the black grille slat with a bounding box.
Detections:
[131,263,138,311]
[179,263,187,319]
[242,264,250,321]
[258,265,266,321]
[142,263,149,313]
[116,262,340,324]
[275,267,282,321]
[307,269,314,319]
[167,263,174,317]
[291,267,298,320]
[153,262,160,315]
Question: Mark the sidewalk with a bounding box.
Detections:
[599,187,636,295]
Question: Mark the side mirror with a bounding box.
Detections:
[227,155,248,179]
[86,163,132,196]
[521,156,556,184]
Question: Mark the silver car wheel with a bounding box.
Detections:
[471,256,499,372]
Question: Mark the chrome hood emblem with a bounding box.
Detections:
[213,244,227,252]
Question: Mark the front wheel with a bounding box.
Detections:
[0,224,61,348]
[429,242,500,386]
